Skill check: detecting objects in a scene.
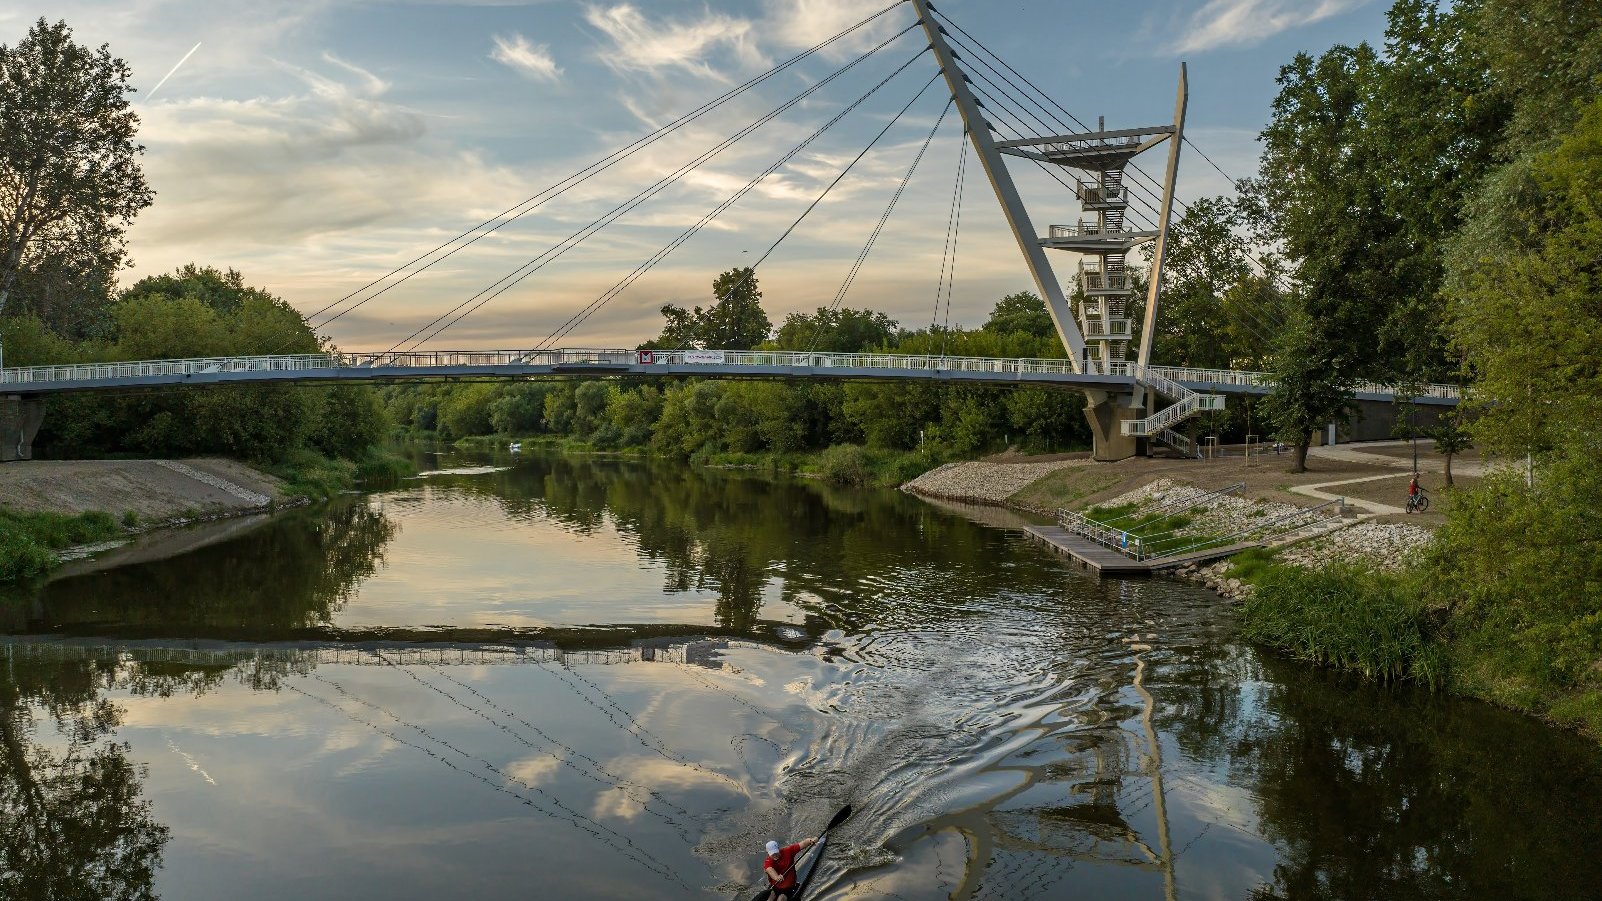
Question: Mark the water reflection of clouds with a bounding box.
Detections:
[345,495,725,628]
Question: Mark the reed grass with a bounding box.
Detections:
[1239,563,1447,687]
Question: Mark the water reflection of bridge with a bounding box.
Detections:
[0,636,742,670]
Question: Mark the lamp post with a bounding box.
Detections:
[1410,403,1418,474]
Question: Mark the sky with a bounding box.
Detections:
[4,0,1393,352]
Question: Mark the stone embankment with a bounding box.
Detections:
[901,459,1081,511]
[0,458,290,522]
[903,461,1437,595]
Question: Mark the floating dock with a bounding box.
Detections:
[1022,526,1260,575]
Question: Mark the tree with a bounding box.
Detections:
[1258,310,1358,473]
[1449,94,1602,468]
[1426,413,1472,488]
[647,267,771,350]
[30,266,388,463]
[1144,197,1262,369]
[982,291,1056,341]
[1,658,170,900]
[702,267,769,349]
[0,19,153,362]
[773,307,896,352]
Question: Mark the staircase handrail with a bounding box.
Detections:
[1145,498,1346,561]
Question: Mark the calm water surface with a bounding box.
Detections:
[3,449,1600,900]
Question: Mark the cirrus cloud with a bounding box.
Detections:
[491,33,563,82]
[1168,0,1374,53]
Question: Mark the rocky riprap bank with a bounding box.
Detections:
[900,459,1081,511]
[903,463,1436,591]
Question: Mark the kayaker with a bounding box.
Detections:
[762,836,817,901]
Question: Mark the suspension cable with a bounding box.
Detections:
[931,6,1292,335]
[931,131,968,359]
[805,98,957,352]
[390,29,922,353]
[534,63,939,351]
[295,1,908,339]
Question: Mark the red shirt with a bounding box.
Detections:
[765,843,802,889]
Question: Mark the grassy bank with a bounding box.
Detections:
[1227,550,1601,740]
[0,448,413,584]
[0,509,126,581]
[263,447,413,499]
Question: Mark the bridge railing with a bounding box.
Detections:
[0,353,343,386]
[0,348,1464,401]
[1145,364,1462,400]
[641,350,1084,376]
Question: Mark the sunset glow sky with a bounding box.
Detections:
[6,0,1390,350]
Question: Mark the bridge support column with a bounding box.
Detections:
[0,395,45,462]
[1083,392,1145,462]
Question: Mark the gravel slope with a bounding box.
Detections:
[0,458,288,519]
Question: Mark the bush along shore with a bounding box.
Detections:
[456,433,943,489]
[1189,490,1599,741]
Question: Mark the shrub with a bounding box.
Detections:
[0,527,56,582]
[815,444,873,486]
[1239,563,1447,686]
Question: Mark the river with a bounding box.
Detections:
[3,448,1600,900]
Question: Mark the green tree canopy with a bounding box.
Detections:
[646,267,771,350]
[982,291,1056,341]
[0,19,152,350]
[773,307,897,352]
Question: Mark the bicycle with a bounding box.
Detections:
[1406,488,1430,514]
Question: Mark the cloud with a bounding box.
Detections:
[491,33,563,82]
[761,0,902,54]
[583,3,759,79]
[1168,0,1373,53]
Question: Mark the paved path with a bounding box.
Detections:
[1306,439,1496,478]
[1289,472,1409,515]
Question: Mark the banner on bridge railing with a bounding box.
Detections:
[682,351,726,364]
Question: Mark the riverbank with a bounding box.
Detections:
[0,455,339,583]
[902,444,1601,742]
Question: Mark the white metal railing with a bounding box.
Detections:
[1056,484,1345,563]
[0,353,343,386]
[1121,365,1226,438]
[1085,320,1132,338]
[0,348,1465,402]
[1076,183,1126,205]
[0,349,1092,386]
[1050,222,1112,239]
[1155,428,1198,457]
[1145,365,1462,401]
[638,350,1084,375]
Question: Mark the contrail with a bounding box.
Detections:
[145,41,202,102]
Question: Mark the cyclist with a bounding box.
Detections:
[1406,474,1425,513]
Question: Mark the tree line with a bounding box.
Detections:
[0,20,387,476]
[1231,0,1602,737]
[386,276,1094,463]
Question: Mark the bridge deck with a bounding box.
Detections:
[0,349,1462,405]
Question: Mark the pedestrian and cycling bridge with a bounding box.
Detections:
[0,2,1465,462]
[0,348,1459,404]
[0,348,1460,461]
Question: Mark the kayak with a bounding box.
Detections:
[745,836,828,901]
[746,805,851,901]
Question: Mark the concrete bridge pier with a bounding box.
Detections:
[1,395,46,462]
[1084,391,1146,462]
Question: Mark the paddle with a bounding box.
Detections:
[747,805,853,901]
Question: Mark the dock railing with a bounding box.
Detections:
[1056,490,1346,563]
